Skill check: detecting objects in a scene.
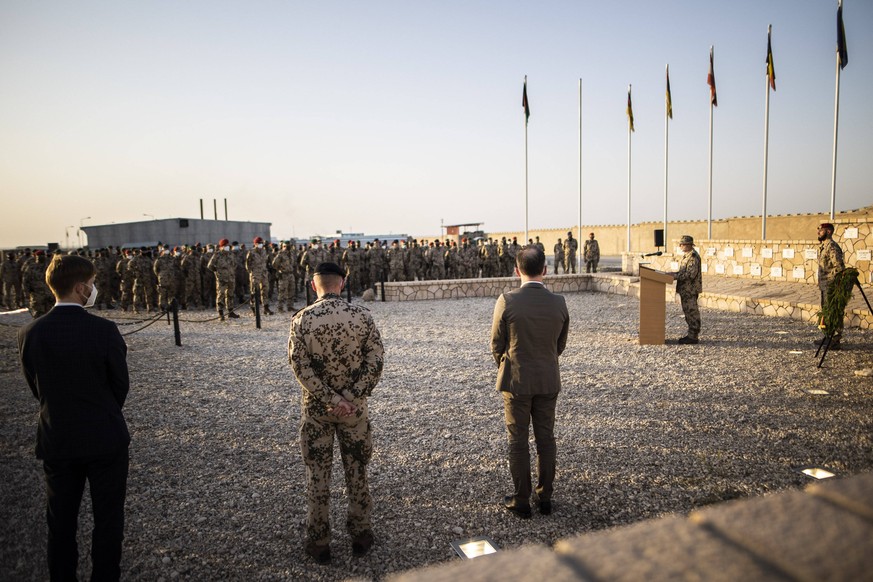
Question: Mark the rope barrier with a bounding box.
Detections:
[120,312,167,337]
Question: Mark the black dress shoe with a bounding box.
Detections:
[677,336,699,345]
[503,496,532,519]
[351,530,374,557]
[305,541,331,565]
[539,500,552,515]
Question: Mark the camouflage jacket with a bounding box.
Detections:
[153,254,180,284]
[817,238,844,290]
[676,250,702,296]
[583,239,600,261]
[271,249,297,275]
[289,293,384,410]
[553,243,564,259]
[564,237,578,255]
[245,248,269,277]
[22,260,49,294]
[207,250,237,281]
[300,246,329,276]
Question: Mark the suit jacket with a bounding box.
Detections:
[18,305,130,460]
[490,282,570,395]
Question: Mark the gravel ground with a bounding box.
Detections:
[1,292,872,581]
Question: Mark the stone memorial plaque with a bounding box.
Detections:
[782,248,795,259]
[742,247,753,258]
[670,261,679,271]
[771,266,783,277]
[804,249,818,260]
[715,263,725,274]
[844,227,858,239]
[750,264,762,276]
[792,266,805,279]
[724,247,734,257]
[705,247,716,257]
[857,249,872,261]
[762,248,773,258]
[733,264,743,275]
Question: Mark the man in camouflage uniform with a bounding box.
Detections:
[669,235,702,344]
[816,222,846,349]
[564,231,578,274]
[387,240,405,282]
[2,252,21,310]
[116,250,134,311]
[22,251,53,317]
[430,241,446,280]
[300,238,330,303]
[93,249,115,309]
[367,239,385,290]
[153,247,180,311]
[201,245,216,308]
[272,241,298,311]
[128,249,156,313]
[180,247,201,309]
[584,232,600,273]
[340,240,360,296]
[289,261,384,564]
[553,239,565,274]
[246,236,273,315]
[534,236,545,254]
[207,239,239,320]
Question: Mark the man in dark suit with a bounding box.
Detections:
[490,245,569,518]
[18,254,130,581]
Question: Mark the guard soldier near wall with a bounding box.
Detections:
[816,222,846,349]
[584,232,600,273]
[564,231,578,274]
[553,239,564,274]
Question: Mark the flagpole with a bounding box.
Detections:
[524,75,529,243]
[627,84,632,253]
[830,7,844,220]
[664,65,669,250]
[708,99,714,240]
[762,26,773,240]
[578,78,583,271]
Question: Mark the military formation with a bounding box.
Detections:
[1,232,600,320]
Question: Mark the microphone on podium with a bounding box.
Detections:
[642,251,663,257]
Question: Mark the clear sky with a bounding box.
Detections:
[1,0,871,247]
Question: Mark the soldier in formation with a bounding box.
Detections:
[22,250,53,317]
[584,232,600,273]
[272,241,299,312]
[2,251,23,310]
[246,236,273,315]
[153,246,181,311]
[564,231,578,274]
[553,239,565,274]
[207,238,239,321]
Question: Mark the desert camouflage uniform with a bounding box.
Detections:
[246,246,270,311]
[181,250,202,309]
[92,252,114,309]
[341,244,361,295]
[22,257,53,317]
[116,254,133,311]
[207,250,237,315]
[289,293,384,547]
[367,243,385,288]
[300,245,329,285]
[818,238,845,339]
[201,249,216,308]
[128,253,156,312]
[272,245,298,311]
[429,242,446,280]
[387,243,405,282]
[584,238,600,273]
[675,249,702,341]
[553,241,565,274]
[564,235,578,273]
[153,253,181,310]
[2,254,21,309]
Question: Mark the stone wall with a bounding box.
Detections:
[627,219,872,285]
[381,274,592,301]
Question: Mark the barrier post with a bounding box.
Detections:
[254,289,262,329]
[171,299,181,346]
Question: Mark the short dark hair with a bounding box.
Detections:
[46,254,95,297]
[516,245,545,277]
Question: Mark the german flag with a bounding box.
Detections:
[522,77,530,124]
[837,0,848,69]
[627,85,635,132]
[708,46,718,107]
[766,25,776,91]
[666,65,673,119]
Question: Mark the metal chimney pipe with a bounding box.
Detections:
[213,199,218,220]
[224,198,228,221]
[200,199,204,220]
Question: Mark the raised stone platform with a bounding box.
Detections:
[388,472,873,582]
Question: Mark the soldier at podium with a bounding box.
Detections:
[667,235,702,344]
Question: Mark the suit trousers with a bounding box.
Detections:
[502,392,557,507]
[43,448,128,582]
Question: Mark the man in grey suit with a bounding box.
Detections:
[490,245,570,518]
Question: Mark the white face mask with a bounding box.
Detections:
[83,283,97,308]
[223,246,230,252]
[256,243,263,249]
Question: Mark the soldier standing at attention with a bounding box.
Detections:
[534,236,545,254]
[387,240,405,282]
[22,251,53,317]
[272,241,298,312]
[181,247,201,310]
[583,232,600,273]
[289,262,384,564]
[816,223,846,349]
[300,238,329,295]
[553,239,564,274]
[246,236,273,315]
[153,246,180,311]
[2,251,21,310]
[116,250,133,311]
[207,239,239,321]
[564,231,578,274]
[667,235,702,344]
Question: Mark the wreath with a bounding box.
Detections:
[817,267,859,336]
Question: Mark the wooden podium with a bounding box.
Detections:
[639,266,675,345]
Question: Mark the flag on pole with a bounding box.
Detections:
[837,0,848,69]
[522,77,530,124]
[708,46,718,106]
[766,25,776,91]
[665,65,673,119]
[627,85,635,132]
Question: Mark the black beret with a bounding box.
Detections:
[314,262,345,277]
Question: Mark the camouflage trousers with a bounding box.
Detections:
[679,292,701,340]
[300,400,372,546]
[157,279,178,309]
[215,278,235,313]
[585,260,598,273]
[564,253,577,273]
[249,272,269,309]
[553,255,564,274]
[185,275,201,308]
[277,275,295,309]
[133,281,156,311]
[28,291,54,318]
[3,280,20,309]
[389,267,404,282]
[119,279,134,310]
